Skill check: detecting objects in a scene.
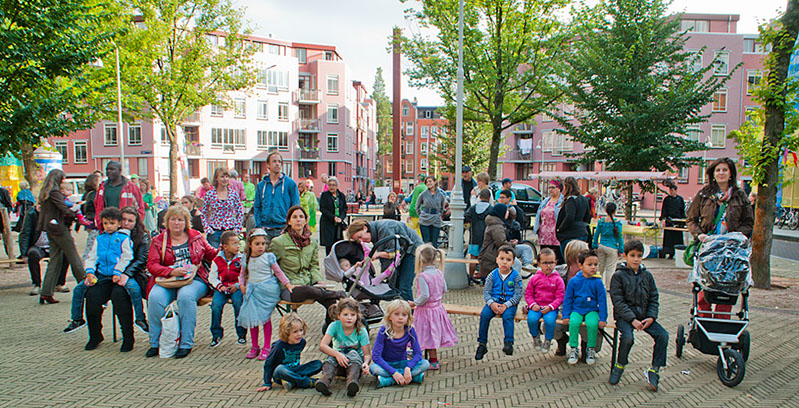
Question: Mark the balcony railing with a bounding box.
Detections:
[186,144,202,156]
[300,148,319,160]
[183,111,201,124]
[297,118,321,132]
[295,89,321,104]
[503,149,532,161]
[512,123,534,133]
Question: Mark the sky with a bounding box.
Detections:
[235,0,787,106]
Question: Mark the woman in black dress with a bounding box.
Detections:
[319,176,347,254]
[659,183,685,259]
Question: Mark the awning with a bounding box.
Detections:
[531,171,677,181]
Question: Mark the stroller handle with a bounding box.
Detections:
[347,234,412,298]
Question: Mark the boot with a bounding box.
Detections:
[345,363,361,397]
[315,363,336,396]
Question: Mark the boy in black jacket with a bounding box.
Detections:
[258,313,322,391]
[609,240,669,391]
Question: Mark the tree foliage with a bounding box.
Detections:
[103,0,255,198]
[372,67,392,180]
[401,0,568,179]
[432,103,495,175]
[0,0,117,165]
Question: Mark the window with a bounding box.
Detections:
[402,105,409,116]
[327,104,339,123]
[747,70,762,95]
[268,70,289,92]
[686,125,701,142]
[420,142,427,155]
[278,102,288,121]
[327,75,339,95]
[678,167,689,183]
[187,159,199,178]
[712,90,727,112]
[296,48,306,64]
[267,44,281,55]
[234,98,246,118]
[558,133,573,152]
[327,133,339,152]
[745,107,758,122]
[210,104,224,116]
[431,126,438,137]
[713,51,730,76]
[137,158,148,176]
[405,159,414,174]
[207,160,226,178]
[104,124,118,146]
[541,113,554,122]
[161,127,169,144]
[686,50,703,74]
[324,51,334,61]
[385,157,393,173]
[405,122,414,136]
[424,110,432,119]
[211,128,246,149]
[421,126,429,138]
[55,141,68,164]
[257,100,268,120]
[541,130,555,152]
[698,161,708,184]
[420,158,428,172]
[74,141,87,164]
[255,131,288,151]
[405,140,414,155]
[709,125,726,148]
[328,162,337,177]
[680,19,709,33]
[128,124,142,145]
[256,69,268,88]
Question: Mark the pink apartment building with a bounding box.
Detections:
[50,35,377,196]
[498,13,766,209]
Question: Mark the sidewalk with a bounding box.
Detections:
[773,226,799,242]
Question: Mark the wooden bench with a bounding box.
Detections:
[441,303,619,372]
[444,258,479,265]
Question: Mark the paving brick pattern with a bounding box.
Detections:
[2,261,799,408]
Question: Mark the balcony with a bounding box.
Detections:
[297,118,321,133]
[512,123,534,134]
[183,111,201,124]
[186,143,202,156]
[295,89,321,104]
[299,148,319,160]
[355,166,369,177]
[502,149,532,162]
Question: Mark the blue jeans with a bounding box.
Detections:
[515,245,534,266]
[207,230,224,249]
[210,290,245,339]
[560,236,588,260]
[271,361,323,388]
[369,359,430,379]
[71,277,144,322]
[148,279,209,349]
[419,224,441,248]
[394,252,416,301]
[478,304,518,344]
[527,309,558,340]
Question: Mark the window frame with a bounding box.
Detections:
[327,75,339,96]
[257,100,268,120]
[710,124,727,148]
[713,51,730,76]
[55,140,69,164]
[712,89,728,113]
[327,104,339,124]
[278,102,289,121]
[104,124,118,146]
[327,132,339,153]
[233,98,246,118]
[128,124,142,146]
[74,140,88,164]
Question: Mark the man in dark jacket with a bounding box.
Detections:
[19,206,68,295]
[608,240,669,391]
[464,189,492,279]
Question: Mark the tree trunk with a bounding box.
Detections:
[20,144,40,195]
[167,125,179,200]
[487,125,502,180]
[625,184,633,222]
[752,0,799,289]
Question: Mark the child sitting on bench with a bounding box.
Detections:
[475,245,523,360]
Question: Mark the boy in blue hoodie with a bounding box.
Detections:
[562,249,607,366]
[475,245,523,360]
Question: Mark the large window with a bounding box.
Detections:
[327,133,339,152]
[686,125,701,142]
[747,70,762,95]
[686,50,703,74]
[234,98,246,118]
[256,130,288,151]
[278,102,288,121]
[710,124,727,148]
[405,122,414,136]
[210,104,224,116]
[55,141,68,164]
[713,51,730,76]
[138,158,148,176]
[541,130,555,152]
[128,124,142,145]
[211,128,246,149]
[402,105,409,116]
[74,141,88,164]
[405,140,414,155]
[327,75,339,95]
[256,69,268,88]
[327,104,339,124]
[257,100,268,120]
[680,19,709,33]
[296,48,306,64]
[405,159,414,174]
[268,70,289,92]
[421,126,429,138]
[712,90,727,112]
[104,124,118,146]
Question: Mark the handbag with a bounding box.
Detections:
[159,302,180,358]
[684,202,727,267]
[154,231,197,289]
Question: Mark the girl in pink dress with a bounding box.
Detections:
[411,244,458,370]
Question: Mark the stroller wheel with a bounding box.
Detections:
[716,349,746,387]
[676,325,685,358]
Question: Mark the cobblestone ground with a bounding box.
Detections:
[2,252,799,407]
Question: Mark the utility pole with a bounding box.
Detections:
[392,28,402,194]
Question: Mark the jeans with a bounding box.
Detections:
[568,311,599,348]
[147,279,209,349]
[207,230,224,249]
[559,236,588,262]
[394,252,416,301]
[478,304,518,344]
[419,224,441,248]
[271,361,323,388]
[82,229,99,260]
[616,319,669,368]
[369,359,430,378]
[72,277,144,322]
[527,309,559,340]
[210,290,245,339]
[515,245,535,266]
[324,349,364,367]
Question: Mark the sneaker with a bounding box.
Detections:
[377,376,394,388]
[429,361,440,370]
[257,348,270,360]
[210,337,222,348]
[609,363,625,385]
[246,346,260,359]
[237,336,247,345]
[135,319,149,333]
[475,343,488,360]
[541,340,551,354]
[645,368,660,391]
[29,285,41,296]
[586,348,597,366]
[282,380,294,391]
[175,348,192,358]
[532,336,542,350]
[503,341,513,356]
[63,319,86,334]
[54,285,70,293]
[145,347,159,357]
[412,372,424,383]
[567,347,579,365]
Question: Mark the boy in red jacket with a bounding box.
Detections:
[208,231,246,347]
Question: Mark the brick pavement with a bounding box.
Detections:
[2,257,799,407]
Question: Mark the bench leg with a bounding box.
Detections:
[609,328,618,373]
[275,303,290,317]
[112,304,118,343]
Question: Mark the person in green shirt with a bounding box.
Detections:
[299,180,318,233]
[242,173,256,213]
[406,174,427,236]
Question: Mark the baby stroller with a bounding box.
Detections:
[323,234,411,330]
[675,232,752,387]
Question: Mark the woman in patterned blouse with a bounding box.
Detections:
[202,167,244,249]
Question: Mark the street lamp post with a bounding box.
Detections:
[443,0,469,290]
[114,44,126,175]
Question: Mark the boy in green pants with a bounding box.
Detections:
[561,249,607,366]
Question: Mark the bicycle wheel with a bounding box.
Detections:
[790,211,799,230]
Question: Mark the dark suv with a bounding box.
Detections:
[489,181,543,223]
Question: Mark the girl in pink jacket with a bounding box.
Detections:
[524,248,565,354]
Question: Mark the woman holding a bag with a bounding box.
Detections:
[686,157,753,319]
[319,176,347,255]
[145,205,217,358]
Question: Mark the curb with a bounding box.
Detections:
[774,232,799,243]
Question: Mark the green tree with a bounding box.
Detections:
[0,0,117,187]
[106,0,255,199]
[401,0,568,179]
[730,0,799,289]
[559,0,733,219]
[372,67,392,179]
[432,104,493,175]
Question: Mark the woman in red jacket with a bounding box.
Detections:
[145,205,217,359]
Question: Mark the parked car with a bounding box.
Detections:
[489,181,543,227]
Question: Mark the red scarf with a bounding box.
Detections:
[284,224,311,248]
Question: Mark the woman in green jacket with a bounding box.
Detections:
[299,180,318,233]
[270,205,344,311]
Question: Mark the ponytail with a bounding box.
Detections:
[605,202,619,237]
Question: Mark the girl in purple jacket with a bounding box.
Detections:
[368,299,430,388]
[524,248,565,354]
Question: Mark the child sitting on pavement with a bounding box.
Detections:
[258,313,322,391]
